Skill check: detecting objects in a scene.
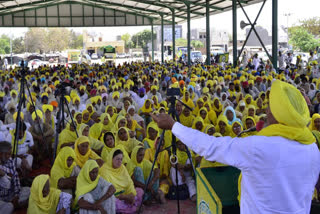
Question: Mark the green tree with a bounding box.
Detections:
[69,30,83,49]
[0,37,10,54]
[191,40,204,49]
[176,38,187,47]
[300,17,320,36]
[289,27,320,52]
[121,33,131,49]
[45,28,70,52]
[12,37,25,53]
[24,28,46,53]
[131,29,156,48]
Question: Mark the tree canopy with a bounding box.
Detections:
[131,29,156,48]
[289,17,320,52]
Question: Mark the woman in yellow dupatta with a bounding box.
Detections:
[86,104,94,117]
[152,95,160,110]
[106,105,118,123]
[74,112,83,130]
[101,132,130,165]
[204,102,217,125]
[244,94,254,107]
[74,136,103,168]
[216,115,231,136]
[57,121,77,154]
[112,115,127,133]
[76,160,115,213]
[143,121,159,149]
[180,106,195,127]
[145,138,170,198]
[139,99,153,115]
[212,97,223,117]
[192,98,204,116]
[119,100,131,116]
[126,146,164,203]
[78,124,104,154]
[246,105,260,123]
[198,107,212,125]
[230,121,246,138]
[100,148,143,213]
[82,110,91,124]
[28,175,64,214]
[89,113,114,140]
[204,124,215,136]
[191,116,205,132]
[116,127,141,154]
[309,113,320,131]
[181,91,195,109]
[243,116,258,136]
[50,147,78,191]
[125,113,145,141]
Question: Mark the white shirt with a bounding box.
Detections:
[6,131,34,155]
[172,122,320,214]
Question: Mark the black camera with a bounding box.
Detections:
[167,88,180,97]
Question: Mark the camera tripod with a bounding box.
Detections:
[138,94,196,214]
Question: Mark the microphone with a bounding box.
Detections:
[237,126,257,137]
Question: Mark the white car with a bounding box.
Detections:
[91,53,98,59]
[190,51,203,63]
[29,59,47,68]
[117,53,127,58]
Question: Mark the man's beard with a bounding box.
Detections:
[244,88,250,93]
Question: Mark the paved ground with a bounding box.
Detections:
[142,199,196,214]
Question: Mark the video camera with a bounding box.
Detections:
[54,82,72,97]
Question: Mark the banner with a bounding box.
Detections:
[104,45,116,53]
[215,53,229,63]
[196,168,222,214]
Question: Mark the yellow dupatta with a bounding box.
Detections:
[180,109,195,127]
[28,175,61,214]
[191,116,205,132]
[216,115,231,136]
[57,122,77,154]
[126,146,154,180]
[115,127,140,154]
[100,148,136,195]
[145,139,170,177]
[81,110,90,123]
[309,113,320,131]
[50,147,76,188]
[198,107,212,125]
[74,136,100,168]
[75,160,100,204]
[212,97,222,115]
[143,121,159,149]
[192,98,204,116]
[181,91,195,109]
[139,99,153,113]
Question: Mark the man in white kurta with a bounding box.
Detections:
[151,80,320,214]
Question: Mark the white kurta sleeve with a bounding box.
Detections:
[172,122,254,171]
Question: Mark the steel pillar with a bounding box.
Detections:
[206,0,210,65]
[232,0,237,67]
[151,19,154,62]
[172,9,176,61]
[272,0,278,70]
[161,14,164,64]
[187,3,191,66]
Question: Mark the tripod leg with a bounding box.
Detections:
[137,131,165,214]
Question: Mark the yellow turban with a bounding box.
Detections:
[13,112,24,120]
[270,80,309,128]
[42,104,53,112]
[258,80,315,145]
[72,96,80,103]
[32,110,43,121]
[0,92,5,97]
